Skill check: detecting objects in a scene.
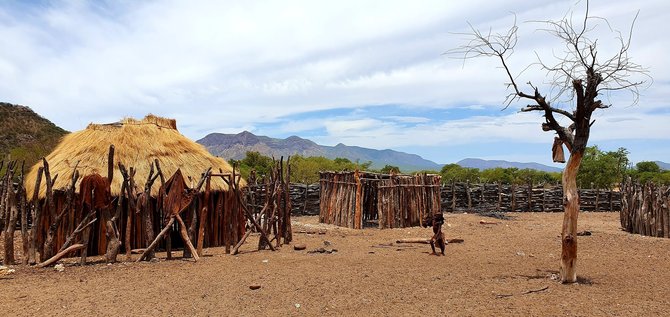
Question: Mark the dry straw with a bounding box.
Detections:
[24,114,243,198]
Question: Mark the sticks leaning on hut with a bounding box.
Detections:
[231,157,292,254]
[41,158,72,261]
[137,168,209,262]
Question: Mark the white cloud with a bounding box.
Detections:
[0,0,668,163]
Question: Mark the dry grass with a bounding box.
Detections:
[24,114,242,198]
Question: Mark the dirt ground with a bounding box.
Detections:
[1,212,669,317]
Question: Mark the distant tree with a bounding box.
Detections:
[380,165,401,174]
[451,1,648,282]
[636,161,661,173]
[333,157,352,165]
[229,151,274,179]
[630,161,669,184]
[480,167,514,184]
[440,164,480,183]
[414,169,440,175]
[577,146,629,189]
[289,155,371,183]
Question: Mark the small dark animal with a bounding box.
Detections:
[422,213,446,256]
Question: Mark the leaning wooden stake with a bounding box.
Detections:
[57,209,96,254]
[230,164,275,251]
[175,214,199,261]
[36,244,86,268]
[137,217,175,262]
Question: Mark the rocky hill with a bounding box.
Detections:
[0,102,67,167]
[197,131,442,171]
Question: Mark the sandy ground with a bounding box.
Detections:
[1,212,669,317]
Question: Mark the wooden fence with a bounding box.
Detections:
[318,172,441,229]
[440,182,622,213]
[620,180,670,238]
[279,181,622,217]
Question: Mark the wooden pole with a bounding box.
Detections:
[29,166,43,264]
[175,214,199,261]
[354,170,362,229]
[16,162,29,265]
[197,175,211,256]
[2,161,17,264]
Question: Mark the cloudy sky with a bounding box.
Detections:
[1,0,668,167]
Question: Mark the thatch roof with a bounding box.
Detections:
[25,114,244,199]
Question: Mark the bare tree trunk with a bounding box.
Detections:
[560,150,583,283]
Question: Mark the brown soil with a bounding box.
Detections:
[1,212,669,316]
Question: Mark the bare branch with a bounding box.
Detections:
[448,1,648,153]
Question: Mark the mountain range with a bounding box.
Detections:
[197,131,569,172]
[1,103,665,174]
[456,158,563,173]
[197,131,442,171]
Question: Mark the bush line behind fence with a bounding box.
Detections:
[248,182,622,216]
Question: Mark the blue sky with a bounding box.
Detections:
[1,0,668,168]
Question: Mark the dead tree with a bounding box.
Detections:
[451,0,648,283]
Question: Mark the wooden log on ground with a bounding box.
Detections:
[36,244,86,268]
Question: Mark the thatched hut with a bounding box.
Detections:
[319,171,441,229]
[24,115,246,258]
